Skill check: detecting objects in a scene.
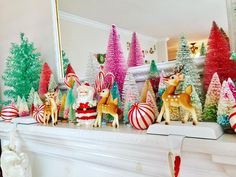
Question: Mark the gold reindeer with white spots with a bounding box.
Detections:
[156,67,198,125]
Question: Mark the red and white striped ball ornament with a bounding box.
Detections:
[229,105,236,132]
[128,103,155,130]
[1,104,18,121]
[33,105,45,124]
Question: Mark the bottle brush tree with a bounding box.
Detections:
[217,80,235,126]
[38,62,52,97]
[62,50,70,76]
[149,60,160,95]
[200,42,206,56]
[203,72,221,122]
[175,35,202,98]
[48,74,58,92]
[182,76,202,120]
[104,25,127,94]
[127,32,144,67]
[204,21,236,91]
[122,71,139,107]
[2,33,42,104]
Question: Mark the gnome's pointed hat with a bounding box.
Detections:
[66,64,75,75]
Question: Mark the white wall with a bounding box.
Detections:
[59,12,167,79]
[0,0,57,99]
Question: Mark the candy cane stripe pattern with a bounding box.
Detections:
[64,73,81,88]
[128,103,155,130]
[229,105,236,132]
[95,71,115,93]
[33,105,45,123]
[1,105,18,121]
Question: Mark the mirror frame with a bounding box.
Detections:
[53,0,235,85]
[51,0,64,83]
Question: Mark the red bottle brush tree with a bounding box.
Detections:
[38,62,52,97]
[127,32,144,67]
[104,25,127,94]
[204,21,236,91]
[220,27,230,49]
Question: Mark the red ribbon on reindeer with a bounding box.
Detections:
[64,73,81,89]
[95,71,115,93]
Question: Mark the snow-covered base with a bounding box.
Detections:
[147,121,223,139]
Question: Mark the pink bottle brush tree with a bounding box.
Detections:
[104,25,127,94]
[127,32,144,67]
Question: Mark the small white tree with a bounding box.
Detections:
[85,53,100,86]
[182,76,202,120]
[157,70,166,107]
[18,97,29,116]
[122,71,139,107]
[203,72,221,121]
[27,87,35,108]
[34,92,43,107]
[123,88,137,123]
[16,96,22,110]
[48,74,58,92]
[175,36,202,97]
[217,80,235,126]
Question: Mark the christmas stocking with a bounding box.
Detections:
[167,135,185,177]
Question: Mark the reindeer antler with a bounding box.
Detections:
[164,65,184,79]
[173,65,184,74]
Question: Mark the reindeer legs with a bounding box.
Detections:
[182,111,190,123]
[157,105,165,123]
[190,108,198,125]
[51,111,55,126]
[164,105,171,125]
[93,112,102,127]
[112,114,119,128]
[54,111,58,125]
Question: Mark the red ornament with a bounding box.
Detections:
[33,105,45,123]
[229,105,236,132]
[128,103,155,130]
[1,105,18,122]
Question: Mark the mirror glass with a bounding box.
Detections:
[58,0,228,80]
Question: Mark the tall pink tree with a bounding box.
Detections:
[104,25,127,94]
[127,32,144,67]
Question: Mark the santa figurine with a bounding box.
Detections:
[74,82,97,126]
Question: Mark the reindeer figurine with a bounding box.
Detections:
[93,88,119,128]
[44,91,58,126]
[156,67,198,125]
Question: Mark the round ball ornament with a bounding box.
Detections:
[33,105,45,124]
[1,105,18,122]
[229,105,236,132]
[128,103,155,130]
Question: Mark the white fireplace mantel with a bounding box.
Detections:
[0,122,236,177]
